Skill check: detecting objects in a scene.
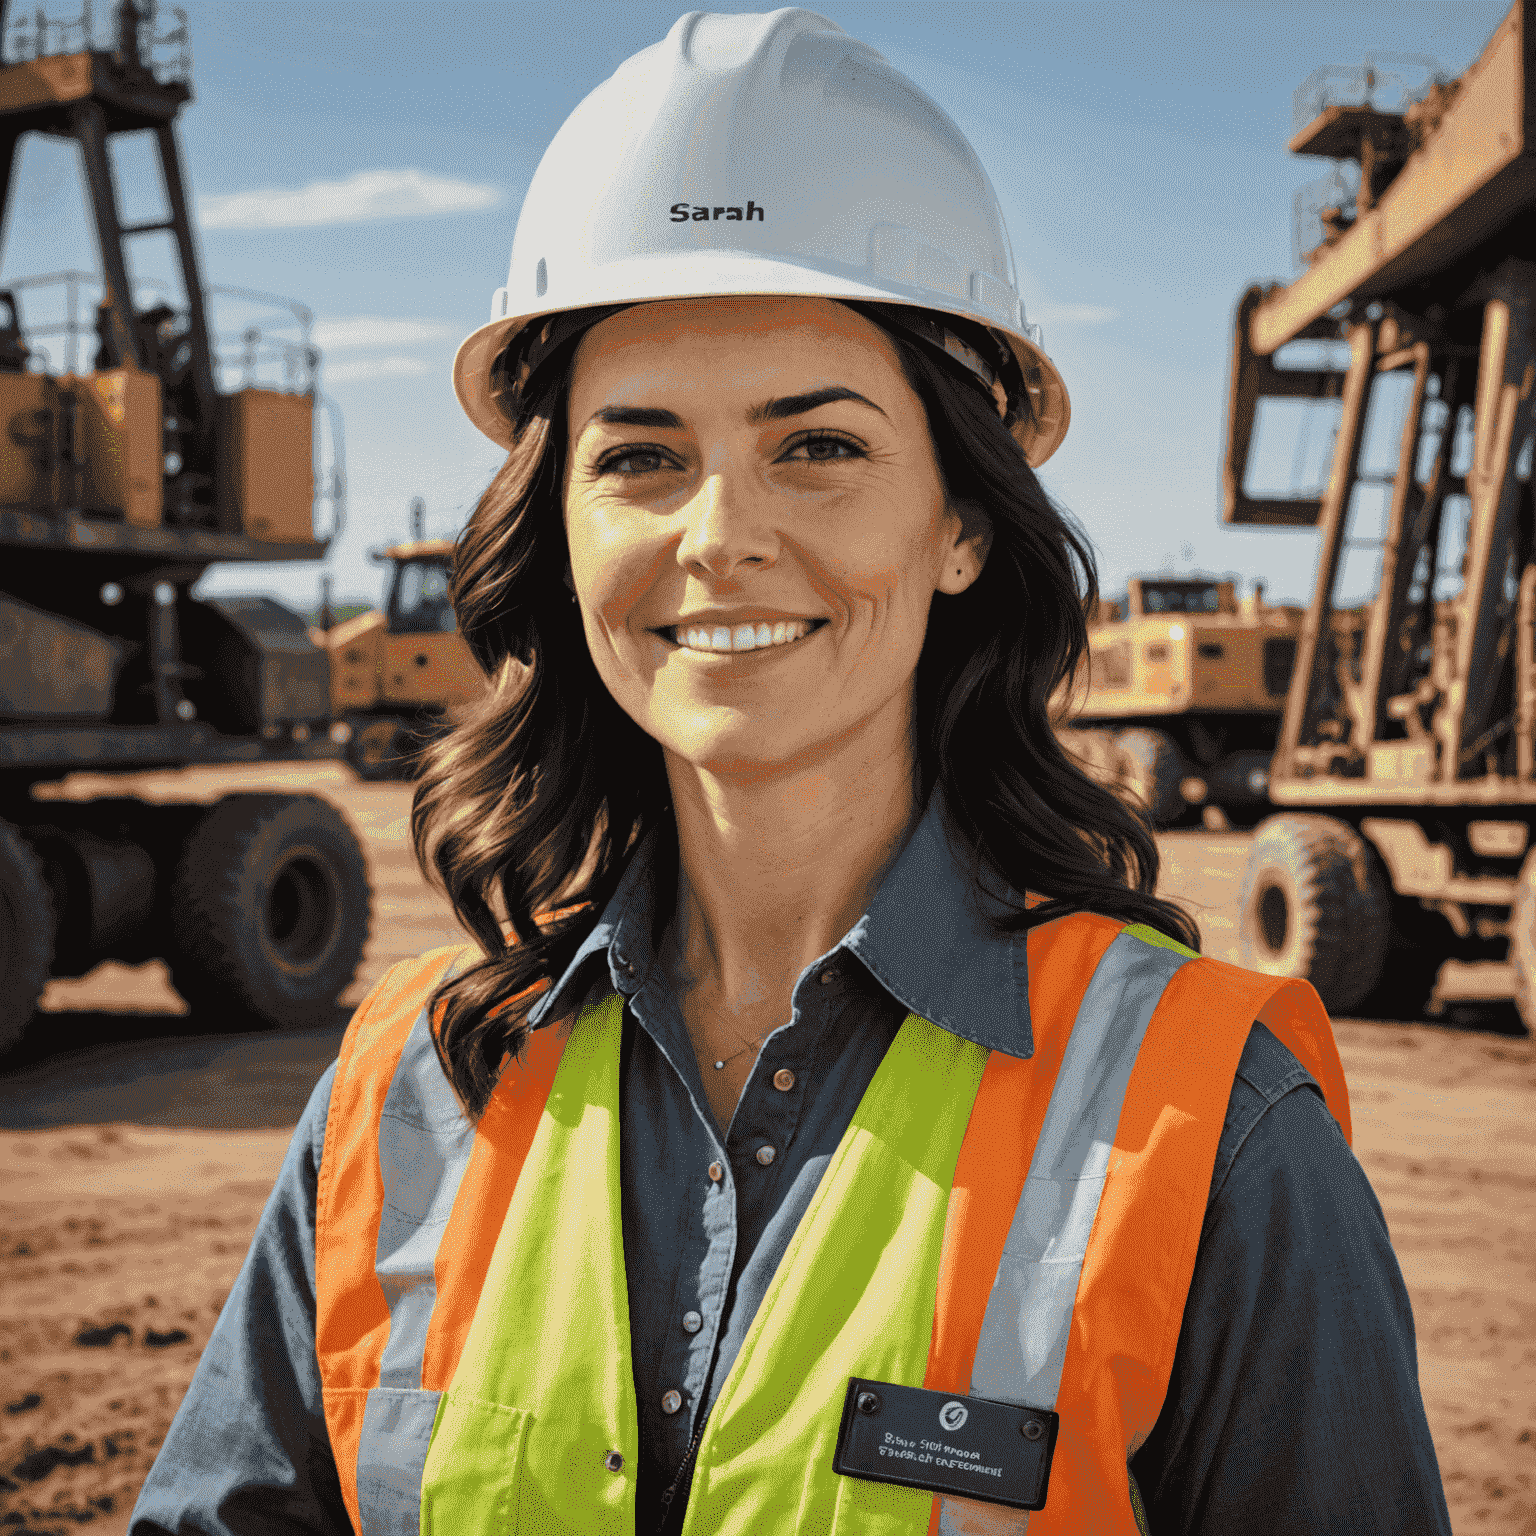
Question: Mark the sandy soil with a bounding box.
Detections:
[0,767,1531,1535]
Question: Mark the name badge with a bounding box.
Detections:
[831,1377,1058,1511]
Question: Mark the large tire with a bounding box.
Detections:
[1509,847,1536,1034]
[166,794,372,1030]
[1113,728,1188,827]
[1237,815,1391,1014]
[0,821,55,1054]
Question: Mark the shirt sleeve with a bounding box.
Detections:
[1129,1022,1452,1536]
[127,1058,350,1536]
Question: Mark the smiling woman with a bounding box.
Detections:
[128,10,1450,1536]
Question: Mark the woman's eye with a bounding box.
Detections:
[598,446,673,476]
[786,434,864,463]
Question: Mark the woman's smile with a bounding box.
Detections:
[655,616,830,657]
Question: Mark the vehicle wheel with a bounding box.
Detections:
[0,820,55,1053]
[347,718,407,782]
[1237,815,1391,1014]
[166,794,372,1030]
[1113,728,1188,826]
[1509,847,1536,1033]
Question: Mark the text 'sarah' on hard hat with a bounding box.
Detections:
[452,8,1070,467]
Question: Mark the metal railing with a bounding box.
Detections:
[0,270,346,540]
[2,270,321,393]
[1292,53,1445,134]
[2,1,192,87]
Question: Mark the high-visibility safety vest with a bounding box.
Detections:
[315,913,1349,1536]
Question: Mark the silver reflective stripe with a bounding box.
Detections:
[356,1386,443,1536]
[937,932,1190,1536]
[374,1007,477,1389]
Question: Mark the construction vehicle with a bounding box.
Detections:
[1221,0,1536,1023]
[315,497,485,780]
[1057,575,1304,826]
[0,1,372,1053]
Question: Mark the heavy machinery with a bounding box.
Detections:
[1058,574,1303,826]
[0,1,372,1051]
[316,497,485,780]
[1223,0,1536,1022]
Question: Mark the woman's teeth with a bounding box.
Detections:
[672,619,818,653]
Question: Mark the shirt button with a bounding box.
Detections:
[772,1068,796,1091]
[819,969,837,985]
[708,1161,724,1182]
[661,1389,683,1415]
[682,1310,702,1334]
[756,1145,776,1166]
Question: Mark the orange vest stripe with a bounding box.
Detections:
[1039,959,1344,1534]
[421,1020,569,1390]
[924,911,1124,1397]
[315,943,467,1532]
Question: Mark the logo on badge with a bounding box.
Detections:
[938,1400,969,1432]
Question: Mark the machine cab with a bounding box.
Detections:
[380,540,482,708]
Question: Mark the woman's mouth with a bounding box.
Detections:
[658,618,829,655]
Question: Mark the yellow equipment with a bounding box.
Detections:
[1058,576,1304,826]
[317,516,486,779]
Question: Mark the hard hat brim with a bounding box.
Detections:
[450,253,1070,468]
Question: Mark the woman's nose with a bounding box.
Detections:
[674,468,777,579]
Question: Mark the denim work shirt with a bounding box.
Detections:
[129,788,1452,1536]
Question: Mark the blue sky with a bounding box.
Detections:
[0,0,1509,610]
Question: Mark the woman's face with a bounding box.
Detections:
[562,296,987,782]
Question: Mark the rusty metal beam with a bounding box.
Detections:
[1357,343,1432,748]
[1440,263,1536,774]
[1271,319,1379,783]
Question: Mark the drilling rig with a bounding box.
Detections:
[1225,0,1536,1021]
[0,1,371,1050]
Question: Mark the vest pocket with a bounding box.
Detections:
[419,1388,532,1536]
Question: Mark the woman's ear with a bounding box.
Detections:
[938,502,993,594]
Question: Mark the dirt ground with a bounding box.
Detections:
[0,764,1531,1535]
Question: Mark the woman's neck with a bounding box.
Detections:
[661,728,922,1015]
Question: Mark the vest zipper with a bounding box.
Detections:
[655,1420,706,1536]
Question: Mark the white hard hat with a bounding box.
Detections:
[452,7,1070,466]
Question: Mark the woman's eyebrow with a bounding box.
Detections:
[747,386,887,423]
[584,386,887,433]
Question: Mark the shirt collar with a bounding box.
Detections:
[525,784,1033,1059]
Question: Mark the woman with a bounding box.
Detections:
[130,10,1451,1535]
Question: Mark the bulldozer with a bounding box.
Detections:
[316,497,485,780]
[1221,0,1536,1024]
[1058,574,1304,826]
[0,1,372,1052]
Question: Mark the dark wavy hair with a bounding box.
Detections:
[412,300,1200,1117]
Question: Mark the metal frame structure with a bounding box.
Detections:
[1222,0,1536,1008]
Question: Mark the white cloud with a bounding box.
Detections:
[198,168,501,230]
[1032,303,1119,327]
[322,356,434,384]
[312,316,458,350]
